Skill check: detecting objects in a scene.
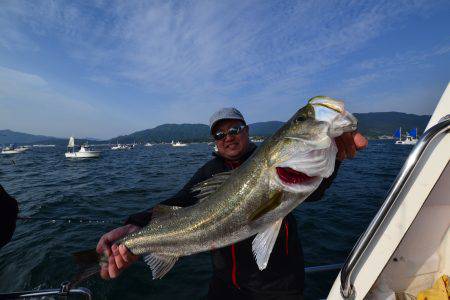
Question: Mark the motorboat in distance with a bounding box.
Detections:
[1,145,28,154]
[111,144,130,150]
[111,142,131,150]
[171,140,187,147]
[33,144,55,147]
[144,143,153,147]
[65,137,101,158]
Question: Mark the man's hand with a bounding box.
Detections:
[96,224,141,279]
[335,132,368,161]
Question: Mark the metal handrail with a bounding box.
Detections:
[0,281,92,299]
[0,263,342,299]
[340,115,450,298]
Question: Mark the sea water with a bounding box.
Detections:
[0,141,411,299]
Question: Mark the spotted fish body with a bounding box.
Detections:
[110,96,357,278]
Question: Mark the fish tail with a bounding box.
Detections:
[71,248,103,287]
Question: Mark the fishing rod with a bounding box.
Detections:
[17,215,123,225]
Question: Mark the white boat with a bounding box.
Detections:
[17,146,29,152]
[144,143,153,147]
[327,84,450,299]
[65,137,101,158]
[171,140,187,147]
[394,127,419,145]
[33,144,56,147]
[1,145,28,154]
[395,135,418,145]
[111,143,130,150]
[250,137,265,143]
[378,135,395,140]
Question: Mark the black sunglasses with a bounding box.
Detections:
[213,125,247,141]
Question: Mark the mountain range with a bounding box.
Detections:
[106,112,430,143]
[0,129,60,145]
[1,112,430,145]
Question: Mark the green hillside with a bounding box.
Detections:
[2,112,431,144]
[354,112,430,138]
[110,124,211,143]
[0,129,60,145]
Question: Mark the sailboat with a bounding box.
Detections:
[65,137,101,158]
[395,127,418,145]
[327,83,450,299]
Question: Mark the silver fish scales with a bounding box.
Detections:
[76,96,357,280]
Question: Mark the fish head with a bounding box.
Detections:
[267,96,357,194]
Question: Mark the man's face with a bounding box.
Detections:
[213,119,249,161]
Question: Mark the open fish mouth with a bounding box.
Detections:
[276,167,316,185]
[273,143,337,193]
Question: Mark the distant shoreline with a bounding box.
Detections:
[1,112,430,145]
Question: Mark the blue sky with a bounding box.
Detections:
[0,1,449,139]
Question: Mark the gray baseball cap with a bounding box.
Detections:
[209,107,246,133]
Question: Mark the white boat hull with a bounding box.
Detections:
[1,148,27,154]
[111,145,130,150]
[65,151,101,158]
[327,83,450,299]
[395,139,417,145]
[2,150,22,154]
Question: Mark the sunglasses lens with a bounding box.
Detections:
[228,127,240,135]
[213,125,245,140]
[214,132,226,140]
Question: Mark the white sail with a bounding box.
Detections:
[68,137,75,148]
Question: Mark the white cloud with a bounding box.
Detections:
[3,1,444,94]
[0,66,93,112]
[0,66,131,138]
[0,0,448,136]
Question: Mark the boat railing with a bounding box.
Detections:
[341,115,450,298]
[0,281,92,299]
[340,115,450,298]
[0,263,341,299]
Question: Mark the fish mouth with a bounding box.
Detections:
[272,144,336,193]
[276,167,317,185]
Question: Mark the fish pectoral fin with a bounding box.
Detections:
[249,190,283,221]
[191,171,232,201]
[252,219,283,270]
[143,253,178,279]
[152,205,182,219]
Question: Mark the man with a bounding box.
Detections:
[97,107,368,299]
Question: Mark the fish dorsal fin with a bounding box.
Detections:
[252,219,283,270]
[191,171,232,201]
[143,253,178,279]
[249,190,283,221]
[152,205,182,219]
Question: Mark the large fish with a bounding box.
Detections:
[75,96,357,281]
